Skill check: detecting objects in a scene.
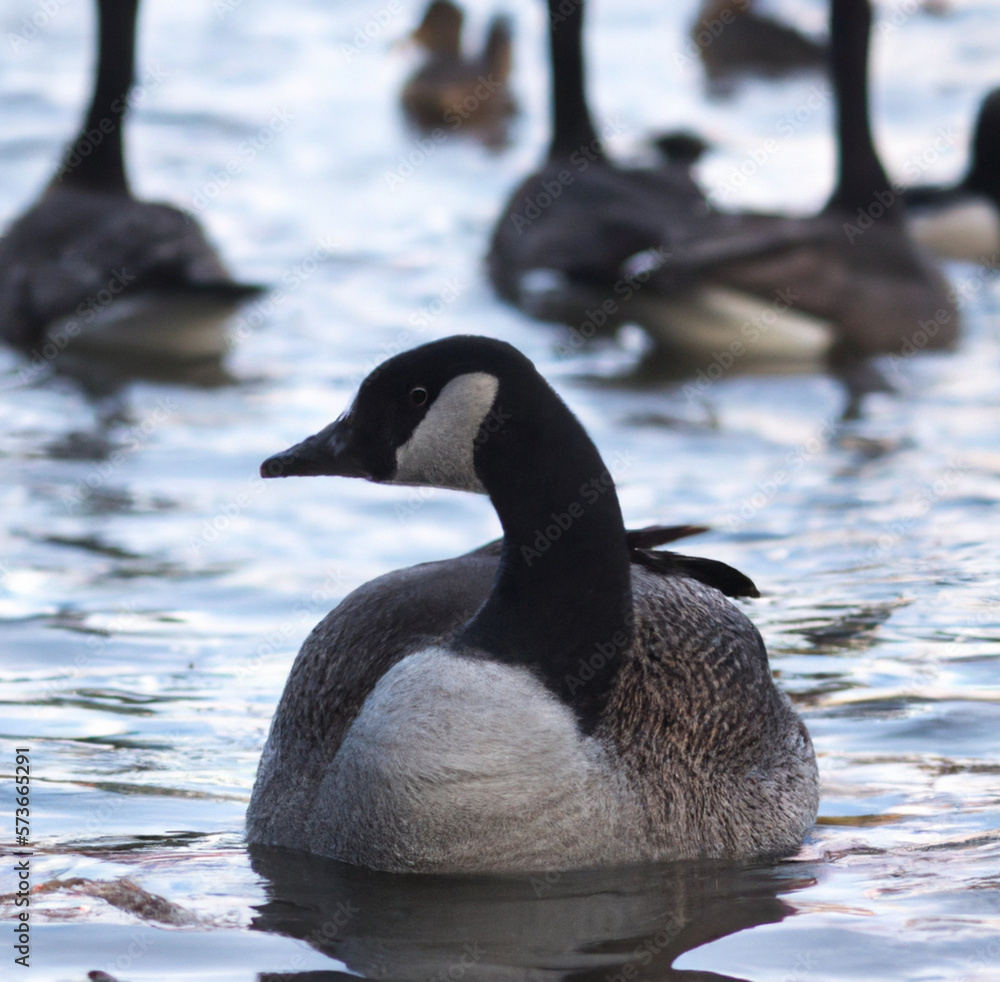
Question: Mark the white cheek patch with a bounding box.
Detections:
[393,372,499,492]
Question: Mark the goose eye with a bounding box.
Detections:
[408,386,428,407]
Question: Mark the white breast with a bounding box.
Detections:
[306,648,642,872]
[908,196,1000,263]
[633,285,834,364]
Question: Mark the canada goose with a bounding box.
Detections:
[903,87,1000,262]
[488,0,957,370]
[0,0,261,364]
[247,336,818,873]
[690,0,827,96]
[696,0,960,365]
[401,1,516,147]
[487,0,834,365]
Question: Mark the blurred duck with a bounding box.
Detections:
[0,0,261,364]
[903,88,1000,262]
[489,0,957,372]
[401,0,516,147]
[691,0,827,95]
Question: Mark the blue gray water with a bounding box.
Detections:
[1,0,999,979]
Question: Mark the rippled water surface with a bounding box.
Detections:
[1,0,999,979]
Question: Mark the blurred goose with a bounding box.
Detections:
[401,0,516,146]
[691,0,827,95]
[489,0,957,369]
[0,0,261,363]
[694,0,959,365]
[247,336,818,873]
[903,87,1000,262]
[487,0,833,365]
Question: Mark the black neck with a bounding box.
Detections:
[825,0,896,219]
[458,369,632,732]
[964,89,1000,202]
[56,0,137,192]
[546,0,602,162]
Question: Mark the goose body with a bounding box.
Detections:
[696,0,958,363]
[247,336,818,873]
[401,1,516,147]
[0,0,260,362]
[903,88,1000,262]
[488,0,957,369]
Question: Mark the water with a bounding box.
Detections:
[1,0,999,978]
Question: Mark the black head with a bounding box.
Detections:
[261,336,535,492]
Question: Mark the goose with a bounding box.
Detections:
[690,0,827,96]
[0,0,261,364]
[902,87,1000,262]
[694,0,960,366]
[246,335,818,873]
[488,0,957,371]
[487,0,834,365]
[401,1,516,147]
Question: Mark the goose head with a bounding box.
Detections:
[260,336,546,495]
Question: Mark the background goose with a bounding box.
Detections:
[401,0,516,147]
[903,87,1000,262]
[0,0,261,364]
[489,0,957,374]
[247,336,818,873]
[686,0,959,367]
[487,0,831,366]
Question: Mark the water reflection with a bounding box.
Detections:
[249,846,817,982]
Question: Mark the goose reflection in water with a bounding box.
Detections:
[249,845,817,982]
